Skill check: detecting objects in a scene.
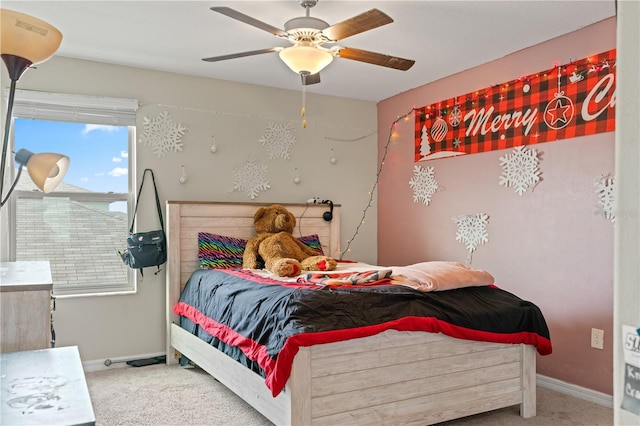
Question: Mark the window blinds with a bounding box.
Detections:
[8,89,138,126]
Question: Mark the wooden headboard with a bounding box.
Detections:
[165,201,341,351]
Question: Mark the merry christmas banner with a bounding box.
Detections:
[414,49,616,162]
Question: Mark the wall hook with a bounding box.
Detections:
[210,136,217,153]
[330,149,337,165]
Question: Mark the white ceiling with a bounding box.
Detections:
[3,0,616,102]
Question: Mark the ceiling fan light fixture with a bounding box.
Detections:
[279,45,333,75]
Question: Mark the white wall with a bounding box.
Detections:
[614,1,640,424]
[376,19,616,395]
[1,56,378,364]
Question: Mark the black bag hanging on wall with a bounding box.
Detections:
[119,169,167,275]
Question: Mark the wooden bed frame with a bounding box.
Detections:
[165,201,537,425]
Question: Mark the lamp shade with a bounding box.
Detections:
[15,149,69,193]
[1,9,62,65]
[279,45,333,75]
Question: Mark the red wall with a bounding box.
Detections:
[377,18,616,395]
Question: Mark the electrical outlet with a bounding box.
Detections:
[591,328,604,349]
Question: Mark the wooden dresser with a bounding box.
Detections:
[0,261,53,353]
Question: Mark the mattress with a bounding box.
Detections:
[174,265,552,396]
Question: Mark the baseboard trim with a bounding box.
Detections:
[83,354,613,409]
[537,374,613,408]
[83,351,166,372]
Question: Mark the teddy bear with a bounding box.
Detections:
[242,204,337,277]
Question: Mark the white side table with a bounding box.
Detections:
[0,261,53,353]
[0,346,96,425]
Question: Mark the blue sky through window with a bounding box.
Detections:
[14,118,128,194]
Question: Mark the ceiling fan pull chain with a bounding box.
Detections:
[301,74,307,128]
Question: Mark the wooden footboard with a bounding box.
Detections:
[170,323,292,424]
[169,324,535,425]
[302,330,536,425]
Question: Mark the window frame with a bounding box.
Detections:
[5,90,138,297]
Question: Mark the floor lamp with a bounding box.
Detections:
[0,9,69,208]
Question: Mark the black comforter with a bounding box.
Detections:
[174,268,551,396]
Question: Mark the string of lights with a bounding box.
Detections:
[417,55,616,120]
[148,102,375,133]
[149,54,613,260]
[338,53,615,260]
[340,106,416,259]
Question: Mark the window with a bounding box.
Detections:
[7,90,138,296]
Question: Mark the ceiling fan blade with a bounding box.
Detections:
[335,47,415,71]
[322,9,393,41]
[202,48,280,62]
[301,73,321,86]
[210,7,288,38]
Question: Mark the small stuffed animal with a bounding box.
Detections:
[243,204,337,277]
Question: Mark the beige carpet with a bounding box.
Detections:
[85,364,613,426]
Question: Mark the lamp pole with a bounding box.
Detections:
[0,54,32,207]
[1,9,64,207]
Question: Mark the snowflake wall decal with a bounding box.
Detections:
[409,165,439,205]
[499,145,541,196]
[259,122,296,159]
[139,111,187,158]
[594,174,615,222]
[452,213,489,263]
[230,159,271,200]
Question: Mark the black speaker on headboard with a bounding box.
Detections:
[323,200,333,222]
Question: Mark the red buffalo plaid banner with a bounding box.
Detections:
[414,49,616,162]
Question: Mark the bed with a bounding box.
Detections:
[165,201,551,425]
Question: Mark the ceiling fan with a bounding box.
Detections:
[202,0,415,85]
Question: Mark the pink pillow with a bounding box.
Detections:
[391,261,494,291]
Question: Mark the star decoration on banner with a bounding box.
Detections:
[409,165,439,205]
[453,138,461,148]
[544,91,575,130]
[259,122,296,160]
[138,111,187,158]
